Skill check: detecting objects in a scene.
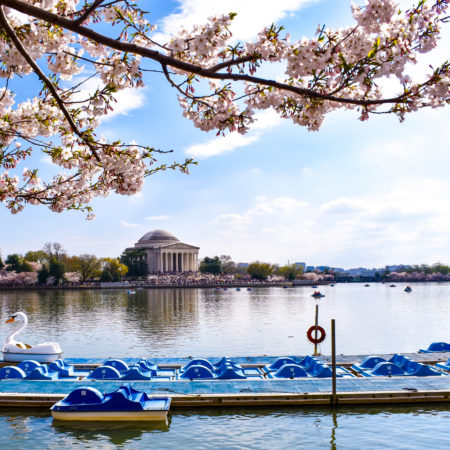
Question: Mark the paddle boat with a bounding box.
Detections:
[127,290,136,295]
[364,284,370,287]
[51,384,171,422]
[389,284,396,287]
[404,286,413,292]
[311,291,325,298]
[2,312,63,363]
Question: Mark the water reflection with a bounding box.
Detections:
[52,418,170,446]
[1,403,450,448]
[1,283,450,357]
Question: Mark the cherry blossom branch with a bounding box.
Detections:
[0,0,423,107]
[0,5,102,161]
[74,0,106,25]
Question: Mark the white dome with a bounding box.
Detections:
[138,229,179,245]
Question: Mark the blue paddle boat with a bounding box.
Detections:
[51,384,171,421]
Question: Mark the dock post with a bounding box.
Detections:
[313,304,319,356]
[331,318,337,406]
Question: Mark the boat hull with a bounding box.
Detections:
[2,351,63,363]
[51,410,169,421]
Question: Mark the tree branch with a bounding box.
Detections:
[0,0,415,107]
[0,5,101,161]
[74,0,105,25]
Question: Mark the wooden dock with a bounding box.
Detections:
[1,353,449,408]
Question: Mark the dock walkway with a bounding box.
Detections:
[1,353,449,408]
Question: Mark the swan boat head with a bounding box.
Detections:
[2,311,63,363]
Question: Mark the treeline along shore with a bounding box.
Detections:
[1,241,450,289]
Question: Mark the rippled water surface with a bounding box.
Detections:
[0,283,449,448]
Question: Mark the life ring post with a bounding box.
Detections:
[331,318,337,405]
[314,304,319,356]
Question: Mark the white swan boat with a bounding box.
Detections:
[2,312,63,363]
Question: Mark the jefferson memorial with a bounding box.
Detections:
[127,230,199,274]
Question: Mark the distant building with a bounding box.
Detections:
[294,262,306,270]
[126,229,199,274]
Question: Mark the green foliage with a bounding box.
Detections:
[71,254,101,282]
[0,256,4,270]
[100,269,113,282]
[247,261,275,280]
[24,250,48,263]
[37,265,49,285]
[5,253,33,272]
[120,249,147,277]
[49,258,65,285]
[102,258,128,281]
[199,256,222,274]
[277,264,303,281]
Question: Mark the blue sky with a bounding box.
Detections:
[1,0,449,268]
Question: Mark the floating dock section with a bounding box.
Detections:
[1,353,449,408]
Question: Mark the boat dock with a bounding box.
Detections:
[1,353,449,408]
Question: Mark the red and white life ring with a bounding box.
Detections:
[307,325,326,344]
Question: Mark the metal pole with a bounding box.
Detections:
[331,318,337,405]
[314,304,319,356]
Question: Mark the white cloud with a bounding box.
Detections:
[321,198,370,215]
[120,220,141,228]
[145,215,171,221]
[185,110,282,159]
[40,155,52,165]
[213,195,308,229]
[155,0,314,42]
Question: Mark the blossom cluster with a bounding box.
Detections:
[0,0,448,216]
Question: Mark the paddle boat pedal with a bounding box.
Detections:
[51,384,171,422]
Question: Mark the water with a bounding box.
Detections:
[1,283,449,448]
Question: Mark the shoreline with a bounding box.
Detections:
[0,280,447,291]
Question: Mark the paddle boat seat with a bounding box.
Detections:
[300,356,322,371]
[17,360,42,374]
[213,357,242,370]
[180,358,215,373]
[352,356,387,373]
[133,359,175,377]
[0,366,26,379]
[389,354,408,366]
[103,359,129,374]
[271,364,308,379]
[25,365,60,380]
[136,359,160,376]
[62,386,105,405]
[403,362,443,376]
[120,365,153,381]
[214,365,247,380]
[87,365,121,380]
[265,357,299,372]
[307,364,334,378]
[419,342,450,353]
[49,359,89,378]
[362,362,405,377]
[179,364,215,379]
